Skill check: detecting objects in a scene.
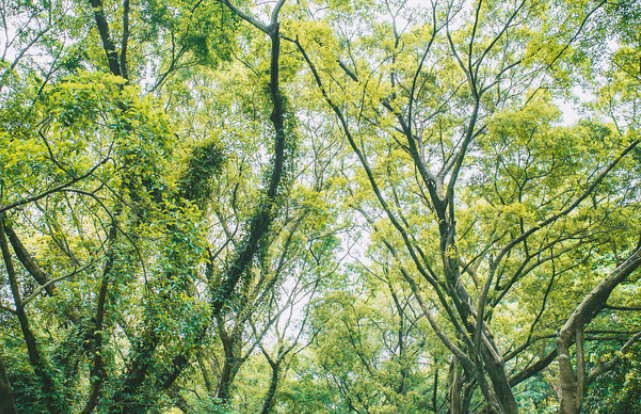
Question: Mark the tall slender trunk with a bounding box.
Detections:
[449,357,463,414]
[0,219,66,414]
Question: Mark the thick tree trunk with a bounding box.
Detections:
[261,361,280,414]
[481,344,519,414]
[451,255,519,413]
[557,339,580,414]
[444,258,518,413]
[216,350,241,404]
[0,352,17,414]
[557,247,641,414]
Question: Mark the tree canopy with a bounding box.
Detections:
[1,0,640,413]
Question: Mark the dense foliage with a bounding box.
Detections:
[1,1,640,413]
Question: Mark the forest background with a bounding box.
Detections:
[1,0,641,413]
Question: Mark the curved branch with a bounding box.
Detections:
[0,155,111,214]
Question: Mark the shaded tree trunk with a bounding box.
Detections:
[0,219,66,414]
[215,337,242,404]
[481,345,518,414]
[0,352,16,414]
[261,360,280,414]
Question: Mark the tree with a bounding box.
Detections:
[1,0,300,412]
[287,0,641,412]
[1,0,640,413]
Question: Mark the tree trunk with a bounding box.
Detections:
[557,338,580,414]
[0,352,17,414]
[0,219,66,414]
[480,343,519,414]
[216,350,241,404]
[440,216,519,414]
[557,247,641,414]
[261,361,280,414]
[448,357,463,414]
